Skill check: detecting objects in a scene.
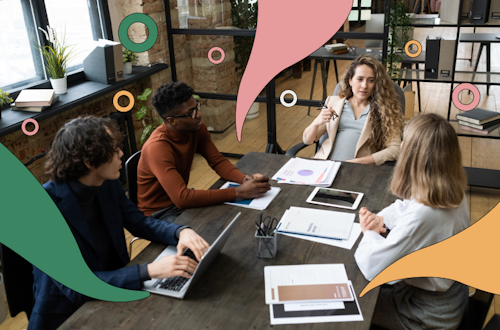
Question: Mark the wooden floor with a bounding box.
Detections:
[2,25,500,330]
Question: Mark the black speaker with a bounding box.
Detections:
[425,38,440,79]
[470,0,491,24]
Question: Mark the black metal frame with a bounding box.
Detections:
[161,0,391,155]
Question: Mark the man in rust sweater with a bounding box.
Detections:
[137,81,271,221]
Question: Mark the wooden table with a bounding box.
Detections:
[58,152,398,330]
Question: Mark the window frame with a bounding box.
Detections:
[1,0,113,93]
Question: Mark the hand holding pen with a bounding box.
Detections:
[313,102,338,126]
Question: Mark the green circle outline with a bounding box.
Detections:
[118,13,158,53]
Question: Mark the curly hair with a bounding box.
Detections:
[152,81,194,118]
[338,55,403,152]
[391,114,467,208]
[44,116,123,182]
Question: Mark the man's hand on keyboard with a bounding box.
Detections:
[147,255,198,279]
[177,228,210,261]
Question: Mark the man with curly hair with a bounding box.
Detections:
[137,81,270,221]
[31,117,209,330]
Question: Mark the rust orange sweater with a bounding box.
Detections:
[137,123,245,216]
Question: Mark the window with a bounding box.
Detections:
[0,0,110,92]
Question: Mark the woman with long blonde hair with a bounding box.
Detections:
[354,114,469,329]
[303,55,403,164]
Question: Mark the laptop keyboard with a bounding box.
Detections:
[153,249,198,292]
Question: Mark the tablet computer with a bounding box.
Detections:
[306,187,363,210]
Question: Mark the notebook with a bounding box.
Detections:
[456,108,500,125]
[14,89,55,107]
[276,207,355,240]
[143,212,241,299]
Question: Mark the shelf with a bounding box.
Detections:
[0,64,168,138]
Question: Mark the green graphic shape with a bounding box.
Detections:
[0,143,149,302]
[119,14,158,53]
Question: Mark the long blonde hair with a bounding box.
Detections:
[339,55,403,151]
[390,114,467,208]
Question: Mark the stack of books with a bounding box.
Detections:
[11,89,59,112]
[324,43,349,54]
[457,108,500,134]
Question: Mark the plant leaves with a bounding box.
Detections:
[136,106,148,120]
[142,88,153,97]
[193,94,201,100]
[140,124,154,144]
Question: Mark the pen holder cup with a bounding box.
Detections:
[255,230,277,258]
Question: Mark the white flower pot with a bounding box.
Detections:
[246,102,260,119]
[124,62,133,74]
[50,76,67,94]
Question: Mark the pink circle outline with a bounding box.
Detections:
[452,83,480,111]
[208,47,225,64]
[21,118,39,136]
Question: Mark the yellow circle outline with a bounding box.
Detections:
[404,40,422,58]
[113,91,135,112]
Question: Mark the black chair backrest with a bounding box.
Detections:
[0,243,34,319]
[125,150,141,205]
[484,314,500,330]
[457,289,494,330]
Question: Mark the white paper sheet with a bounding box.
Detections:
[264,264,350,305]
[219,182,280,210]
[284,301,345,312]
[269,282,364,325]
[279,223,362,250]
[272,158,340,187]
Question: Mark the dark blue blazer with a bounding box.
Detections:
[28,179,181,330]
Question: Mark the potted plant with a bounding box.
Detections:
[386,0,413,79]
[123,48,138,75]
[36,26,77,94]
[0,89,13,115]
[230,0,260,118]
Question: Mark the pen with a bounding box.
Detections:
[255,222,273,256]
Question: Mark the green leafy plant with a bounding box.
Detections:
[36,26,77,79]
[123,48,138,63]
[230,0,258,75]
[0,89,13,108]
[385,0,412,79]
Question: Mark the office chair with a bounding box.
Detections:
[456,289,494,330]
[0,244,34,320]
[125,150,143,259]
[484,314,500,330]
[285,81,405,162]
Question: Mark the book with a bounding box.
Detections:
[459,123,500,135]
[458,118,500,130]
[456,108,500,125]
[11,96,59,112]
[14,89,55,107]
[332,49,349,55]
[276,206,355,240]
[325,44,348,53]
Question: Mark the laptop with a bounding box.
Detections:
[143,212,241,299]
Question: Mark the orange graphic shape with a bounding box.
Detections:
[113,91,135,112]
[360,202,500,297]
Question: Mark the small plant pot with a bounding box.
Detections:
[124,62,133,74]
[50,76,67,94]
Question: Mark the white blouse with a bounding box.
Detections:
[354,195,470,292]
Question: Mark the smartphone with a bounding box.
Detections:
[306,187,363,210]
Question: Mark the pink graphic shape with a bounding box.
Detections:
[235,0,353,141]
[21,119,39,136]
[208,47,225,64]
[452,83,480,111]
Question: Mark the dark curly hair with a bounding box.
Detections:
[152,81,194,118]
[44,116,123,182]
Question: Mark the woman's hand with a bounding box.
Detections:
[359,207,386,235]
[346,155,375,164]
[147,255,198,279]
[177,228,210,261]
[312,106,337,127]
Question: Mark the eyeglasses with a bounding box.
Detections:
[169,100,201,119]
[317,101,339,120]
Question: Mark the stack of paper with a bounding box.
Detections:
[277,207,361,250]
[264,264,363,325]
[219,181,281,210]
[272,158,341,187]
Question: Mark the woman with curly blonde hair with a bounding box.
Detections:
[303,55,403,164]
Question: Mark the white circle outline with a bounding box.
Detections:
[280,90,298,107]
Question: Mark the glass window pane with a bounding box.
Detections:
[44,0,103,71]
[0,0,44,90]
